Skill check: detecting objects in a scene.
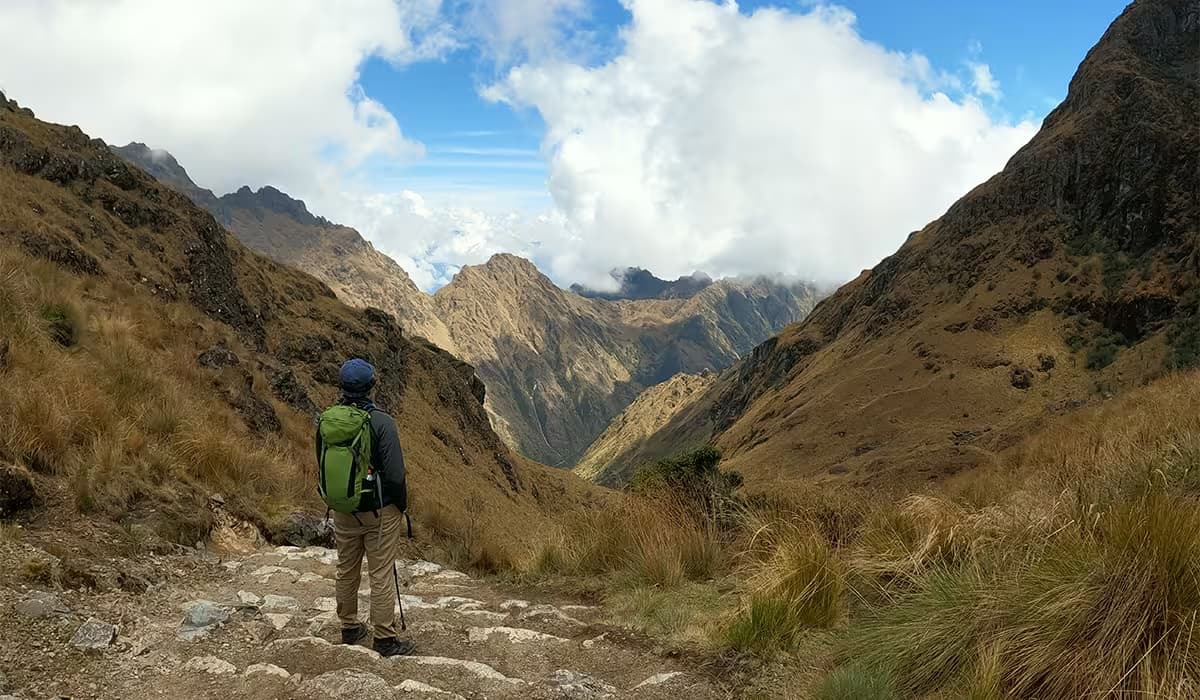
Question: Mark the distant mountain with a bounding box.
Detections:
[570,268,714,300]
[581,0,1200,487]
[433,254,819,466]
[112,144,455,353]
[114,149,821,468]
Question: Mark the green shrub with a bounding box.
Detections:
[40,304,80,347]
[631,446,742,524]
[815,665,897,700]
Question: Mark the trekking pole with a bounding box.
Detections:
[393,560,407,631]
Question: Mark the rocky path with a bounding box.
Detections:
[3,545,731,699]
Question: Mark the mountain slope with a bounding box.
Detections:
[111,143,455,353]
[112,151,820,469]
[433,254,819,466]
[0,92,592,541]
[588,0,1200,486]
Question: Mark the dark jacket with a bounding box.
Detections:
[316,398,407,513]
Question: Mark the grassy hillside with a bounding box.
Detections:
[514,367,1200,697]
[0,92,596,553]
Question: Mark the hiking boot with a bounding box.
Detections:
[373,637,415,657]
[340,623,369,645]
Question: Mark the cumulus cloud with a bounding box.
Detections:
[484,0,1038,285]
[0,0,1040,293]
[0,0,451,196]
[459,0,592,63]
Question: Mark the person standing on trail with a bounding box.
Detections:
[315,358,414,657]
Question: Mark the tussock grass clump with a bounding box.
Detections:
[529,494,725,586]
[814,664,896,700]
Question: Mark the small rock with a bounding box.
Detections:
[197,343,240,368]
[222,560,243,572]
[237,591,262,607]
[14,591,70,618]
[545,669,617,699]
[431,569,469,581]
[296,669,394,700]
[183,655,237,675]
[179,600,229,641]
[299,572,331,584]
[264,613,292,631]
[262,594,300,612]
[245,663,291,679]
[251,566,302,583]
[468,626,567,644]
[582,633,607,649]
[396,679,466,698]
[633,672,683,689]
[71,618,117,651]
[1010,366,1034,390]
[311,597,337,612]
[401,560,442,577]
[499,599,530,611]
[520,605,584,626]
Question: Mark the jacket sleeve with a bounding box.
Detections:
[372,413,408,511]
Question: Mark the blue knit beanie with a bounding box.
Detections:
[339,358,377,398]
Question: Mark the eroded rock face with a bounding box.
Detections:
[273,512,335,548]
[0,463,36,515]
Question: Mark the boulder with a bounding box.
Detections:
[274,512,334,548]
[295,669,394,700]
[71,618,118,651]
[179,600,230,641]
[14,591,69,618]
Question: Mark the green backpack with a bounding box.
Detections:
[317,405,375,513]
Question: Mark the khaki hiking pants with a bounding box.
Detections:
[333,504,403,639]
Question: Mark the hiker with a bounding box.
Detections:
[316,358,414,657]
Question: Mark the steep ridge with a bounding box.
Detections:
[589,0,1200,486]
[111,144,455,353]
[0,93,590,538]
[432,254,818,466]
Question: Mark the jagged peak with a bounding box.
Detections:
[220,185,330,226]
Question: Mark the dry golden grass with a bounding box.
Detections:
[0,248,311,539]
[523,369,1200,697]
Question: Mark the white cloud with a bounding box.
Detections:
[0,0,1040,294]
[0,0,452,196]
[483,0,1038,285]
[970,62,1002,99]
[459,0,592,63]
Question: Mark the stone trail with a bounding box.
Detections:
[6,545,727,699]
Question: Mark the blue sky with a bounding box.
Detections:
[359,0,1129,213]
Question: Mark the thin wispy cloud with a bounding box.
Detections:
[434,146,540,156]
